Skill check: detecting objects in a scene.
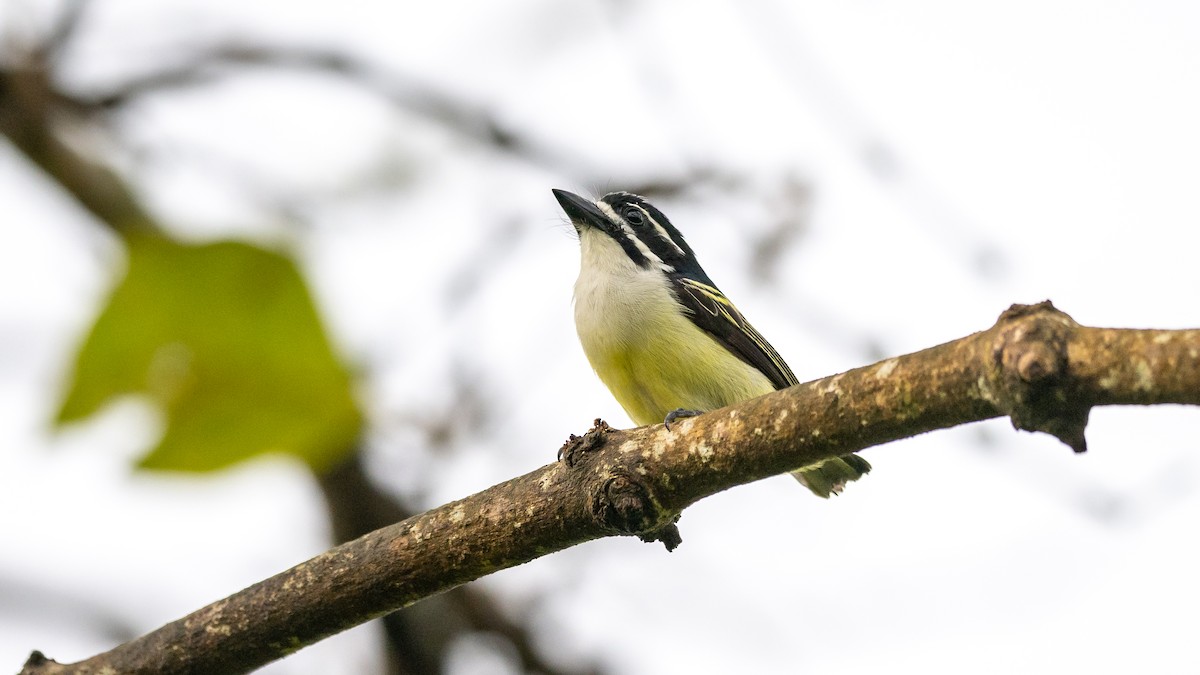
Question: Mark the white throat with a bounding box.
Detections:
[573,228,677,347]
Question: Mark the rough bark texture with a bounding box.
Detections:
[316,452,600,675]
[21,302,1200,675]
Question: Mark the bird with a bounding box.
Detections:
[553,188,870,497]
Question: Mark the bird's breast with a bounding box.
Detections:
[573,235,774,426]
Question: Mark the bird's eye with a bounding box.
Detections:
[623,207,645,226]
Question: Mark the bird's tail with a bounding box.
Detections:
[792,453,872,498]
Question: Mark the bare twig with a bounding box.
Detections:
[67,41,583,174]
[39,0,92,66]
[59,39,755,199]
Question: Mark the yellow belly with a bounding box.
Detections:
[581,307,776,426]
[574,228,776,426]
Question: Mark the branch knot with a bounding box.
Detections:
[590,471,682,551]
[990,301,1090,452]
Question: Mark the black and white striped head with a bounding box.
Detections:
[553,189,708,279]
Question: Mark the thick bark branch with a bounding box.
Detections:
[20,302,1200,675]
[317,451,599,675]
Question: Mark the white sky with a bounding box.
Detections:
[2,1,1200,674]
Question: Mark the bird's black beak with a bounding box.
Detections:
[553,189,609,232]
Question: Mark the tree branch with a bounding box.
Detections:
[19,301,1200,674]
[0,62,159,236]
[317,450,600,675]
[57,40,750,198]
[2,33,770,242]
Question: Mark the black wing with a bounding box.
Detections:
[672,277,799,390]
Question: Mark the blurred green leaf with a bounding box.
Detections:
[57,234,362,473]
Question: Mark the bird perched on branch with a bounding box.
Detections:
[554,189,869,497]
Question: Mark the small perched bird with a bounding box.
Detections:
[554,189,870,497]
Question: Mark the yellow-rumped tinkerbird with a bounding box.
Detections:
[554,189,869,497]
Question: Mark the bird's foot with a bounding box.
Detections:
[664,408,703,431]
[558,419,611,467]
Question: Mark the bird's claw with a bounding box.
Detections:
[664,408,702,431]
